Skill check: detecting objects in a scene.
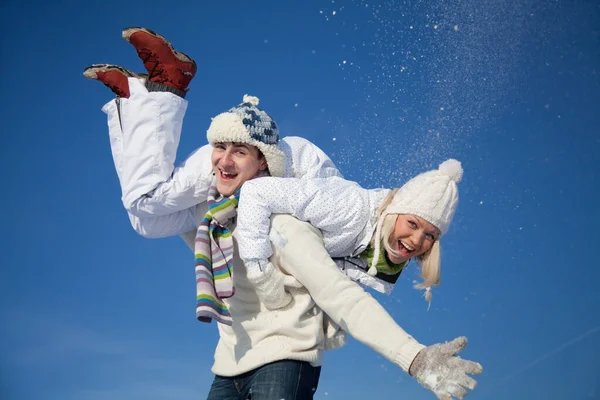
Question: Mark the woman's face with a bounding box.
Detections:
[387,214,441,264]
[211,142,267,196]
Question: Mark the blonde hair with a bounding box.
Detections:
[374,189,442,304]
[414,241,441,303]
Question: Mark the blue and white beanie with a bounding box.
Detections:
[207,95,285,177]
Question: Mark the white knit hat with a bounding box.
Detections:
[206,95,285,177]
[368,159,463,276]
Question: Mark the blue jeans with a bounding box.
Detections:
[206,360,322,400]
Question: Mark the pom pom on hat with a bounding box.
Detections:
[243,94,260,106]
[438,159,463,183]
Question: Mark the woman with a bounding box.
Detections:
[236,159,462,309]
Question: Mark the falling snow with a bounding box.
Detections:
[320,0,533,186]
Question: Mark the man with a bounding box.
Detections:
[85,27,482,400]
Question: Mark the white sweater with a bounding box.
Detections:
[103,78,425,376]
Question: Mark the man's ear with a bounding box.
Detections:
[260,157,268,171]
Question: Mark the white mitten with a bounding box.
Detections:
[246,261,297,310]
[409,337,483,400]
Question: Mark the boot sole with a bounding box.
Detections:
[122,26,197,66]
[83,64,136,80]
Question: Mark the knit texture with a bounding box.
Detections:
[145,79,186,98]
[386,159,462,235]
[194,185,239,325]
[246,261,293,310]
[408,336,483,399]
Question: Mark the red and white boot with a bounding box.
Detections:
[83,64,143,98]
[122,27,197,97]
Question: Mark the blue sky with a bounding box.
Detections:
[1,0,599,399]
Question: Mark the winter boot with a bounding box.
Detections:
[122,27,197,98]
[83,64,142,98]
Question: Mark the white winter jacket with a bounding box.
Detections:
[237,176,390,262]
[237,177,409,294]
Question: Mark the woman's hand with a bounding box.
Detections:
[409,336,483,399]
[246,261,302,310]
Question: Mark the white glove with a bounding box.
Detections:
[246,261,302,310]
[409,336,483,400]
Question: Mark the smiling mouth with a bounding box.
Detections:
[398,240,416,256]
[218,170,238,181]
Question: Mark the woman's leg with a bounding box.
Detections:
[206,375,242,400]
[246,360,321,400]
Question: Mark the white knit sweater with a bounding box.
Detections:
[180,209,328,375]
[178,212,425,376]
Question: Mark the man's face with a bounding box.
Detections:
[211,142,267,196]
[387,214,440,264]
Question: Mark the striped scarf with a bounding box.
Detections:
[194,185,240,326]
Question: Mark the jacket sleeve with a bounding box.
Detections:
[102,78,212,237]
[237,177,310,262]
[123,145,214,218]
[280,137,343,179]
[237,176,369,262]
[126,207,199,239]
[270,215,426,374]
